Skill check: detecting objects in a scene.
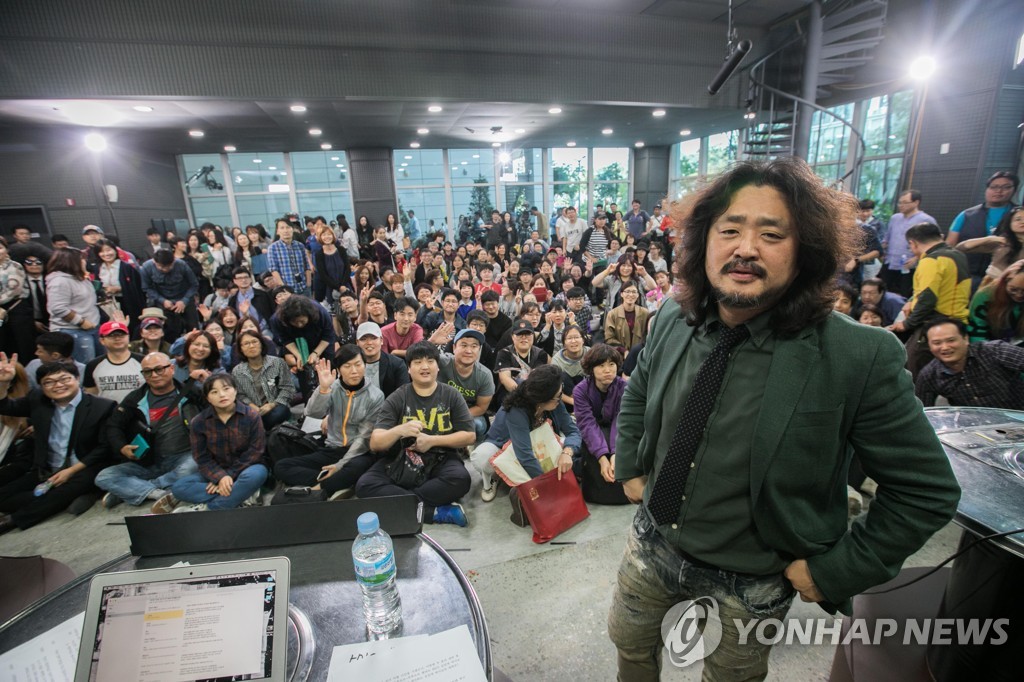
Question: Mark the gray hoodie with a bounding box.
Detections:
[304,379,385,464]
[46,271,100,331]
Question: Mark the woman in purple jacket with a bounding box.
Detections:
[572,344,629,504]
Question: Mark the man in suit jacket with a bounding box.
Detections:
[608,158,960,681]
[0,357,117,534]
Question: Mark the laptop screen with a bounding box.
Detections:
[85,570,279,682]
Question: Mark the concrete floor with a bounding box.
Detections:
[0,469,961,681]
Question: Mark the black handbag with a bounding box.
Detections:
[386,448,439,489]
[267,422,324,465]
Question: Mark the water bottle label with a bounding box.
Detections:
[354,550,395,585]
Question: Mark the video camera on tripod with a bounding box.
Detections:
[184,165,224,192]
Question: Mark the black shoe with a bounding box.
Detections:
[0,514,16,536]
[67,493,99,516]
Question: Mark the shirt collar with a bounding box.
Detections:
[56,390,84,411]
[702,306,774,348]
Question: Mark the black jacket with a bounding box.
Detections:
[228,288,274,322]
[373,352,410,398]
[88,260,146,330]
[107,380,202,461]
[0,390,116,471]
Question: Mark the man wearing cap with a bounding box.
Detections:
[493,319,549,407]
[356,322,409,398]
[647,203,665,234]
[80,225,134,270]
[130,308,172,355]
[83,322,144,404]
[95,352,201,511]
[434,328,494,442]
[140,250,199,340]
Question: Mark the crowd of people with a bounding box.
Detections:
[0,167,1017,537]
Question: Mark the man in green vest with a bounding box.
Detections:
[608,158,960,681]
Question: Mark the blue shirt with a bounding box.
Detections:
[48,390,82,470]
[884,210,937,268]
[948,205,1010,236]
[267,240,309,290]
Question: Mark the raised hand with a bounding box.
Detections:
[0,352,18,384]
[197,303,212,320]
[315,357,336,390]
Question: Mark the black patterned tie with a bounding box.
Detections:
[647,323,750,526]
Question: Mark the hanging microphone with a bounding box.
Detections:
[707,40,752,95]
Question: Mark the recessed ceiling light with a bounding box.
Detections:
[188,130,204,137]
[321,143,332,150]
[566,141,577,147]
[268,166,277,170]
[888,134,896,139]
[417,128,430,135]
[252,158,262,163]
[602,128,613,135]
[634,141,645,148]
[309,128,322,136]
[132,105,153,112]
[653,109,666,117]
[460,161,468,165]
[743,111,756,120]
[224,145,236,152]
[401,163,408,167]
[471,154,480,159]
[548,107,562,114]
[491,142,501,147]
[680,129,692,136]
[428,105,443,113]
[330,156,339,161]
[84,132,107,152]
[404,155,413,160]
[499,152,511,163]
[410,142,421,148]
[290,105,307,112]
[279,171,287,175]
[514,128,525,134]
[336,164,344,168]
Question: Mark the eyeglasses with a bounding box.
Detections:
[1007,287,1024,297]
[140,364,173,377]
[988,184,1015,192]
[24,259,42,265]
[239,339,262,347]
[41,375,75,389]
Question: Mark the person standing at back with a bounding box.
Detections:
[880,190,936,298]
[945,171,1019,292]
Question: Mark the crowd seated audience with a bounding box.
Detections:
[0,184,1020,535]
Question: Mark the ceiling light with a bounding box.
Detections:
[566,141,577,147]
[499,152,511,163]
[321,143,332,150]
[472,154,480,159]
[491,142,501,147]
[290,105,307,112]
[330,156,339,160]
[744,111,756,120]
[460,161,468,165]
[428,105,443,113]
[602,128,613,135]
[224,145,236,152]
[680,129,692,136]
[268,166,277,170]
[188,130,204,137]
[252,158,262,163]
[84,132,107,152]
[417,128,430,135]
[634,141,645,148]
[888,134,897,140]
[336,164,344,168]
[279,171,287,175]
[514,128,526,134]
[404,155,413,160]
[548,107,562,114]
[908,56,937,81]
[309,128,322,136]
[401,163,408,167]
[132,105,153,112]
[410,142,421,148]
[652,109,666,117]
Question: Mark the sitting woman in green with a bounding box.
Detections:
[967,259,1024,343]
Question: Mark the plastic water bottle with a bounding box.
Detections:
[352,512,402,636]
[34,481,53,497]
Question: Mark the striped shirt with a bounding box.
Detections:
[231,355,296,408]
[189,401,266,483]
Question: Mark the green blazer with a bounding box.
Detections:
[616,300,961,615]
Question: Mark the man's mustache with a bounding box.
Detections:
[720,259,767,277]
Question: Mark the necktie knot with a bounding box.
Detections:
[717,324,750,352]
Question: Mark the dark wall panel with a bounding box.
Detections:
[633,146,671,211]
[348,148,397,228]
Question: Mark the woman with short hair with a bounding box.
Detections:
[571,344,628,504]
[231,329,295,430]
[45,247,99,363]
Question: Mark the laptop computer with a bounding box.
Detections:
[74,557,290,682]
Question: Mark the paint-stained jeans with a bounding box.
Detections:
[607,507,795,682]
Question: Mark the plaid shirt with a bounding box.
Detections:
[267,240,309,290]
[189,401,266,482]
[915,341,1024,409]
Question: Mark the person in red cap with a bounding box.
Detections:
[83,321,144,403]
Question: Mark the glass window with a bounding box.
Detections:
[451,184,495,223]
[395,149,445,187]
[190,196,232,226]
[858,157,903,223]
[296,192,354,222]
[182,154,226,197]
[292,151,348,191]
[669,177,701,200]
[235,194,292,232]
[227,153,287,193]
[593,148,630,181]
[501,149,542,183]
[593,183,630,212]
[502,184,543,217]
[397,187,449,239]
[886,91,912,155]
[551,147,589,219]
[810,104,854,166]
[706,132,738,175]
[449,149,494,184]
[676,139,701,177]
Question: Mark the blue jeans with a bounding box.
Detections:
[473,416,489,443]
[94,451,197,506]
[64,327,99,364]
[607,507,795,682]
[170,464,268,510]
[262,403,292,431]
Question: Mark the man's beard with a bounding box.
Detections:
[710,284,783,310]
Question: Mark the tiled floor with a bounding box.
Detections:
[0,470,961,680]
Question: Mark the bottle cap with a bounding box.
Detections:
[357,512,380,535]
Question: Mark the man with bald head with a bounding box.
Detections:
[95,352,202,512]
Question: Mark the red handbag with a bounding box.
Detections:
[516,469,590,544]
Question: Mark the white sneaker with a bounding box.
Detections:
[242,491,261,507]
[173,503,207,514]
[150,493,179,515]
[480,479,497,502]
[328,488,354,501]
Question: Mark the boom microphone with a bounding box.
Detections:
[707,40,752,95]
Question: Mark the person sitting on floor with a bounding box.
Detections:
[274,345,384,499]
[167,374,267,512]
[470,364,581,503]
[231,329,296,431]
[0,357,116,535]
[571,344,629,505]
[25,331,86,390]
[96,352,200,512]
[358,341,475,526]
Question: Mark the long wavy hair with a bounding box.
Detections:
[982,270,1024,340]
[669,157,859,336]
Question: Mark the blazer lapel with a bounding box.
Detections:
[66,394,89,459]
[646,314,696,422]
[749,326,821,503]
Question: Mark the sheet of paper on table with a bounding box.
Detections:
[327,624,486,681]
[0,611,84,682]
